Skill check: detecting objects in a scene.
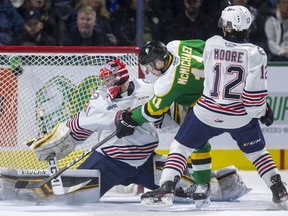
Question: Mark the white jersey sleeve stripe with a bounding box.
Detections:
[67,113,93,142]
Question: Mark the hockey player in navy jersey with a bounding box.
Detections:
[140,5,288,209]
[28,59,250,202]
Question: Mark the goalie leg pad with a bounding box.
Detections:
[30,122,76,161]
[0,178,17,200]
[210,166,252,201]
[1,169,101,203]
[212,165,237,178]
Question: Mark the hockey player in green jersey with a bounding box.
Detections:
[116,40,212,207]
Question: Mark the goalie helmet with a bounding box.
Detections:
[221,5,252,32]
[99,59,129,99]
[139,41,168,73]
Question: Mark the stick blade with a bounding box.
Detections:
[15,180,41,189]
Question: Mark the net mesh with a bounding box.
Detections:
[0,46,140,170]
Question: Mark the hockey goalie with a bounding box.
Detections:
[0,59,251,204]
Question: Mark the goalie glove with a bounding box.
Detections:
[27,122,76,161]
[260,102,274,127]
[115,109,139,138]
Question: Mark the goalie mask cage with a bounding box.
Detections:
[0,46,142,171]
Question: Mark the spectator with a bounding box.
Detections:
[106,0,120,12]
[110,0,137,45]
[265,0,288,61]
[63,5,111,46]
[143,0,166,43]
[267,0,280,14]
[110,0,167,45]
[12,9,57,45]
[9,0,24,9]
[0,0,25,45]
[166,0,216,42]
[17,0,59,43]
[67,0,117,45]
[201,0,222,25]
[50,0,77,22]
[145,0,184,44]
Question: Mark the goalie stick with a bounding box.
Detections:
[37,108,65,195]
[18,131,116,190]
[14,177,93,196]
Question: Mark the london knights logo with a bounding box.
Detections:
[35,75,99,131]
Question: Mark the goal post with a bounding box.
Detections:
[0,46,142,171]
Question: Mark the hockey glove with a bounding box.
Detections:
[116,110,139,138]
[260,102,274,127]
[26,122,76,161]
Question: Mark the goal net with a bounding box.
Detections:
[0,46,142,172]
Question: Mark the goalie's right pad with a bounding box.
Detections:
[28,122,76,161]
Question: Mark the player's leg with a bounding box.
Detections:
[174,165,252,202]
[141,109,221,207]
[137,153,251,204]
[140,139,193,206]
[189,143,212,207]
[230,119,288,208]
[171,110,222,208]
[77,151,136,197]
[134,153,161,191]
[136,153,194,193]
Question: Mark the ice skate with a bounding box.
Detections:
[174,184,196,202]
[141,176,179,207]
[193,183,210,209]
[270,174,288,210]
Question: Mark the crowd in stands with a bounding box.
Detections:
[0,0,287,61]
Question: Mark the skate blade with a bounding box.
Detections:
[195,197,211,209]
[141,194,174,207]
[174,196,194,203]
[277,200,288,210]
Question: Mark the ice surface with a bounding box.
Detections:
[0,171,287,216]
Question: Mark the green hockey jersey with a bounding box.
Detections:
[132,40,205,125]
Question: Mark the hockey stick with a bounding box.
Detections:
[21,131,116,190]
[37,108,65,195]
[14,177,92,196]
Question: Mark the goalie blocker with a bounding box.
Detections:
[0,168,100,204]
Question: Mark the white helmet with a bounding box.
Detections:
[221,5,252,31]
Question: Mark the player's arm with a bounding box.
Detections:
[242,47,270,121]
[131,97,170,125]
[131,88,180,125]
[115,98,173,138]
[116,88,178,138]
